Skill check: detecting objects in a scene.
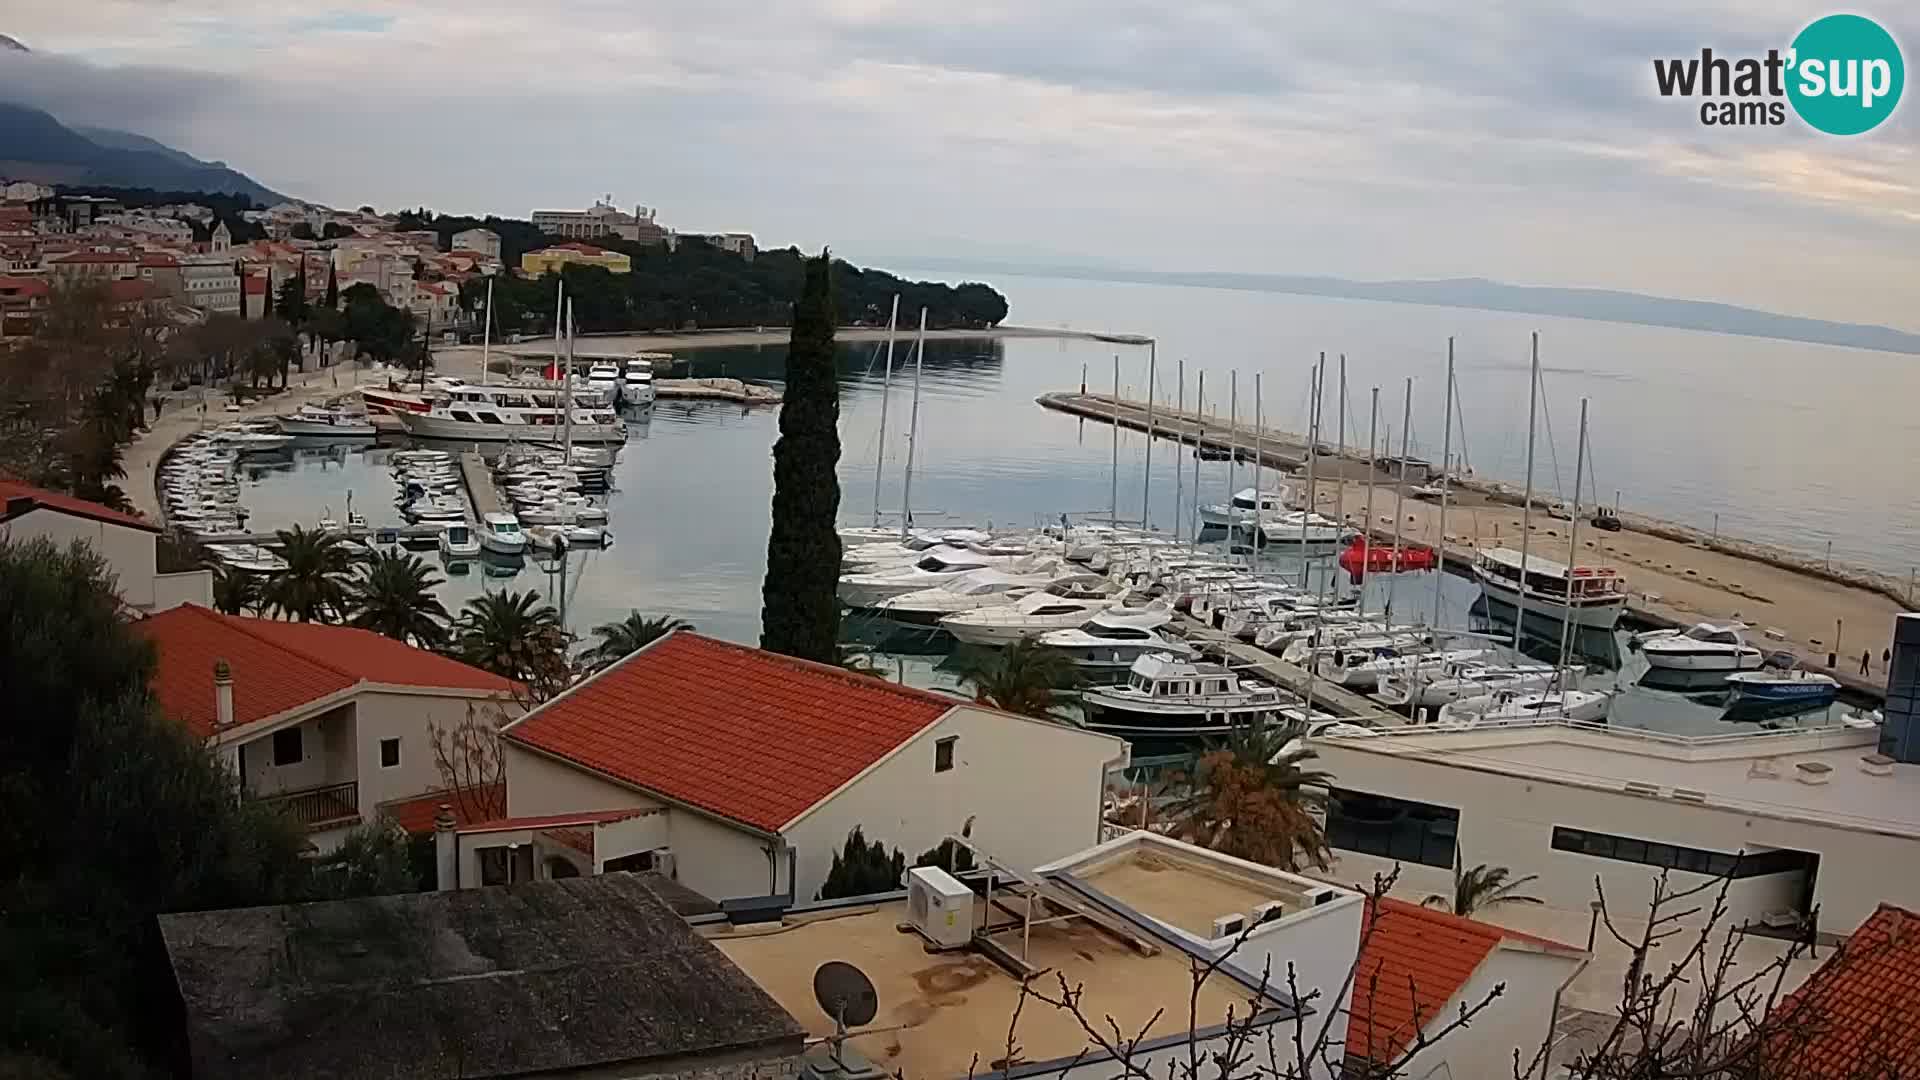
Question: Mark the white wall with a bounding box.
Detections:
[3,509,158,608]
[1230,897,1365,1024]
[781,707,1127,902]
[239,705,353,797]
[1311,743,1920,934]
[502,742,658,817]
[669,810,782,902]
[151,569,213,611]
[352,690,518,811]
[1393,949,1580,1080]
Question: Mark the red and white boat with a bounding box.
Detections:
[358,385,434,416]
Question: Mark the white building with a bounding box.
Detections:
[134,604,520,852]
[0,479,209,613]
[1310,720,1920,942]
[3,180,53,201]
[179,257,240,315]
[486,630,1131,903]
[532,199,667,244]
[450,227,500,259]
[677,231,757,260]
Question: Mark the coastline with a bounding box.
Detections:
[478,324,1143,358]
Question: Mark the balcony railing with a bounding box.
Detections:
[257,781,360,829]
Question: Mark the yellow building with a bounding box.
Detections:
[520,242,632,276]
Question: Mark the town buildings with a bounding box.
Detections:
[472,630,1129,903]
[532,198,668,244]
[178,257,241,315]
[451,226,499,258]
[133,604,517,852]
[521,241,632,276]
[680,231,758,260]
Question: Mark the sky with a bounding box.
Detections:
[1,1,1916,327]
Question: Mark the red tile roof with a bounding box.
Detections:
[50,250,136,264]
[505,631,957,833]
[1759,904,1920,1077]
[0,477,156,531]
[458,808,651,835]
[1347,898,1582,1061]
[0,276,51,300]
[135,605,514,739]
[378,784,506,834]
[107,279,166,304]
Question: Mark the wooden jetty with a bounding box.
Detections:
[1174,615,1404,726]
[459,452,503,518]
[1038,391,1311,471]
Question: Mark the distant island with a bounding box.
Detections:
[877,258,1920,356]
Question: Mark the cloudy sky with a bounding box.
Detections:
[2,1,1915,325]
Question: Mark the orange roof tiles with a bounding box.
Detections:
[0,477,156,531]
[1760,904,1920,1077]
[379,784,505,834]
[135,605,514,739]
[1347,898,1582,1061]
[504,631,957,833]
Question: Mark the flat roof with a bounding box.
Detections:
[1315,722,1920,837]
[707,898,1255,1080]
[1069,847,1301,939]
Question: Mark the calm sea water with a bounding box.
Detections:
[229,273,1892,734]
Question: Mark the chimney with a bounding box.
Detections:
[213,659,234,730]
[434,803,459,891]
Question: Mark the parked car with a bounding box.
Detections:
[170,378,190,391]
[1592,508,1623,532]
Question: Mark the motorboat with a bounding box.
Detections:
[526,523,610,549]
[1245,607,1371,649]
[1337,537,1436,576]
[205,543,288,573]
[395,382,627,444]
[276,404,376,438]
[939,588,1142,647]
[208,427,295,453]
[403,499,467,524]
[837,548,1053,609]
[1437,687,1613,726]
[622,360,656,405]
[587,361,622,402]
[1315,646,1493,692]
[1078,653,1306,738]
[1251,512,1353,546]
[439,523,480,559]
[1035,606,1194,674]
[516,500,609,525]
[1472,547,1627,630]
[1637,622,1765,672]
[1376,661,1559,709]
[1199,487,1293,529]
[1280,626,1436,665]
[873,569,1057,625]
[1190,580,1295,629]
[1725,670,1840,711]
[478,512,527,554]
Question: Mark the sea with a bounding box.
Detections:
[229,272,1909,738]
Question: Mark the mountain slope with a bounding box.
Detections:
[0,103,283,203]
[74,125,213,170]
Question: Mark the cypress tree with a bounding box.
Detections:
[759,250,842,662]
[323,261,338,310]
[263,267,275,318]
[234,261,246,319]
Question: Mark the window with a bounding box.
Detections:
[935,736,957,773]
[1550,827,1814,879]
[272,727,303,766]
[1325,788,1459,868]
[379,738,400,768]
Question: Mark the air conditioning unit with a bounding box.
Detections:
[651,849,675,879]
[1253,901,1289,925]
[1211,913,1247,939]
[904,866,974,949]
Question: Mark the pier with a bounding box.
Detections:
[459,453,503,518]
[1050,390,1903,700]
[1176,615,1404,725]
[654,378,781,405]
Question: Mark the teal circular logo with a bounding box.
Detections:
[1787,14,1904,135]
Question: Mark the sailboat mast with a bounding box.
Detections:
[480,275,494,387]
[898,307,927,540]
[1110,355,1120,528]
[871,294,900,528]
[1298,358,1322,586]
[1173,360,1184,543]
[1252,372,1264,567]
[1142,341,1156,531]
[1227,372,1238,545]
[1190,371,1204,555]
[1557,398,1590,694]
[1515,332,1542,652]
[563,300,575,459]
[1360,388,1378,615]
[1387,377,1412,620]
[552,278,564,380]
[1432,338,1455,629]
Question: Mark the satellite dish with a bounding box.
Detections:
[813,960,879,1029]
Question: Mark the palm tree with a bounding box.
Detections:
[1169,719,1334,871]
[583,612,691,671]
[210,564,261,616]
[1424,860,1544,917]
[347,548,449,647]
[956,638,1078,719]
[452,590,571,699]
[261,525,351,622]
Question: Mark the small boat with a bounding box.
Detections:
[1034,606,1193,674]
[209,429,295,453]
[1472,548,1628,631]
[939,589,1138,647]
[1078,653,1319,738]
[1637,622,1765,672]
[1198,487,1292,529]
[205,543,288,573]
[1377,661,1560,709]
[277,404,377,438]
[478,512,528,555]
[526,523,611,549]
[838,548,1053,609]
[439,523,480,559]
[622,360,656,405]
[1316,646,1493,692]
[874,568,1061,625]
[404,501,467,524]
[1252,512,1352,547]
[1725,670,1840,710]
[1437,687,1613,726]
[1337,537,1436,576]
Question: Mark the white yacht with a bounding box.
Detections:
[526,523,611,549]
[1376,661,1558,709]
[276,404,376,438]
[395,382,627,444]
[1280,626,1436,665]
[1199,486,1292,529]
[1243,607,1368,649]
[1638,622,1765,672]
[939,589,1143,647]
[1472,548,1628,630]
[622,360,656,405]
[837,549,1053,609]
[874,568,1059,625]
[1251,512,1353,546]
[1035,607,1195,674]
[587,361,622,402]
[1437,687,1613,726]
[208,426,295,453]
[1316,646,1494,692]
[205,543,288,573]
[438,522,480,559]
[1079,653,1302,738]
[478,512,527,555]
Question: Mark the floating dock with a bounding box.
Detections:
[459,452,502,518]
[654,378,781,405]
[1174,615,1404,726]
